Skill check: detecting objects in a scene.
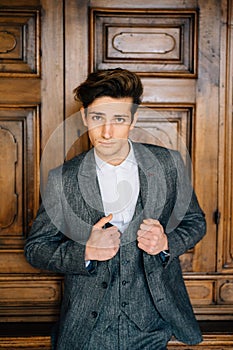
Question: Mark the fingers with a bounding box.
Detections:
[137,232,158,247]
[143,218,160,225]
[140,219,162,230]
[94,214,113,229]
[86,214,120,261]
[137,233,160,255]
[137,218,167,255]
[138,219,163,238]
[137,240,156,255]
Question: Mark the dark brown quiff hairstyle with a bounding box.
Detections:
[73,68,143,117]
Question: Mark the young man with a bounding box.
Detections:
[25,68,206,349]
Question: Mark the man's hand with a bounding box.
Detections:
[85,214,120,261]
[137,218,168,255]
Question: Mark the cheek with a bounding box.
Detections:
[113,126,131,139]
[88,127,101,142]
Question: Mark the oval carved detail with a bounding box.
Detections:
[0,282,61,303]
[0,31,17,54]
[220,282,233,303]
[186,285,211,299]
[113,32,175,54]
[0,126,17,228]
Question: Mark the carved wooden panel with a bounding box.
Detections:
[0,107,40,249]
[130,105,192,161]
[0,9,40,76]
[0,276,61,322]
[183,276,233,318]
[90,9,198,76]
[0,127,17,229]
[0,281,61,306]
[185,280,214,305]
[218,280,233,304]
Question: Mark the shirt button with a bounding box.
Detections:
[101,282,108,289]
[122,280,128,286]
[91,311,98,318]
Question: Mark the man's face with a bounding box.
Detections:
[81,96,137,165]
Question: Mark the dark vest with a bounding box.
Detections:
[95,197,162,332]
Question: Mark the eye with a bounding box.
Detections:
[91,115,103,122]
[114,117,126,124]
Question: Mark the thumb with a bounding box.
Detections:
[94,214,113,229]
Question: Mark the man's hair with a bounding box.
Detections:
[73,68,143,116]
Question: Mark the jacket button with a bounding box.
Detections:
[101,282,108,289]
[91,311,98,318]
[121,302,128,307]
[122,260,129,266]
[122,280,128,286]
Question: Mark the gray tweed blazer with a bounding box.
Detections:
[25,142,206,349]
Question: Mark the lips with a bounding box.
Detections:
[97,140,116,146]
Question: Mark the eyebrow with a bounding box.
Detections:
[89,112,105,116]
[89,111,130,118]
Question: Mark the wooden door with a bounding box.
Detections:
[64,0,233,321]
[0,0,232,331]
[0,0,64,323]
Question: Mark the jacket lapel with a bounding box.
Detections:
[133,142,167,220]
[117,142,168,245]
[77,148,105,224]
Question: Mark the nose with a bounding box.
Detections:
[101,121,113,139]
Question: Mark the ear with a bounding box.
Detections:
[129,111,138,131]
[80,107,87,127]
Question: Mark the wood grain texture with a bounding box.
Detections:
[0,0,232,327]
[0,334,233,349]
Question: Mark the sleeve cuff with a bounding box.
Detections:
[85,260,94,271]
[159,250,170,266]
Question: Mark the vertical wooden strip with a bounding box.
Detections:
[64,0,90,159]
[192,0,222,272]
[218,0,233,272]
[40,0,64,184]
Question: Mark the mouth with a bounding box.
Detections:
[97,140,116,146]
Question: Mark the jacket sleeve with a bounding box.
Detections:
[24,168,94,275]
[165,150,206,261]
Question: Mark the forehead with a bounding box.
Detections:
[87,96,133,115]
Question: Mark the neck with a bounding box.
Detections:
[95,140,131,166]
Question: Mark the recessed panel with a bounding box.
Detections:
[90,9,198,76]
[0,107,40,248]
[219,281,233,304]
[185,280,214,305]
[0,9,40,76]
[0,127,17,229]
[0,281,61,305]
[130,106,192,164]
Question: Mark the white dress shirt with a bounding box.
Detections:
[94,140,139,233]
